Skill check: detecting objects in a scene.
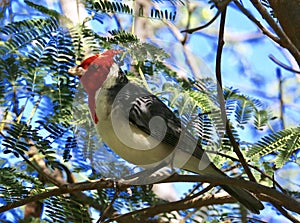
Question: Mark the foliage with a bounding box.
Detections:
[85,0,178,21]
[248,126,300,168]
[44,196,92,223]
[0,0,300,222]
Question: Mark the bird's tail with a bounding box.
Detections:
[220,184,263,214]
[184,156,264,214]
[206,164,263,214]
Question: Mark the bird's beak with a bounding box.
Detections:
[68,66,85,77]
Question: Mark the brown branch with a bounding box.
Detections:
[181,11,221,34]
[269,54,300,74]
[259,193,300,223]
[214,5,256,182]
[108,174,300,222]
[0,179,116,213]
[161,175,300,214]
[106,193,235,223]
[180,1,193,45]
[26,140,104,211]
[272,202,300,223]
[249,0,300,65]
[1,175,300,216]
[267,0,300,52]
[26,140,65,186]
[276,69,285,129]
[97,189,120,223]
[233,0,280,44]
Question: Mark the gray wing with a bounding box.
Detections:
[112,79,204,159]
[129,93,182,147]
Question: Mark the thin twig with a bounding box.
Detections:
[186,184,214,200]
[249,0,300,65]
[269,54,300,74]
[272,203,300,223]
[97,189,120,223]
[185,183,202,198]
[224,215,267,223]
[214,6,256,182]
[181,1,193,45]
[233,0,280,44]
[215,9,226,105]
[104,193,235,223]
[164,19,202,79]
[27,95,42,125]
[181,11,221,34]
[276,68,285,129]
[226,123,256,182]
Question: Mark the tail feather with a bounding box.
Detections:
[184,156,264,214]
[221,185,264,214]
[209,165,264,214]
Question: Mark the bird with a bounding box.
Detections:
[68,49,264,214]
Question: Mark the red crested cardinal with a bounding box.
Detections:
[68,50,263,214]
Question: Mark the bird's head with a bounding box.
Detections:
[69,49,121,92]
[69,49,121,123]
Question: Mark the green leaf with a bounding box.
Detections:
[248,126,300,167]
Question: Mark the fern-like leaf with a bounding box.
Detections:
[92,0,133,14]
[248,126,300,167]
[24,0,69,22]
[234,99,253,129]
[44,196,92,222]
[224,88,271,130]
[254,109,274,130]
[85,0,177,21]
[0,18,59,54]
[0,167,42,204]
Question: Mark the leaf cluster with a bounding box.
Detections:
[85,0,178,21]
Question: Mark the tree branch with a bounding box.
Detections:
[272,202,300,223]
[214,5,256,182]
[269,54,300,74]
[161,175,300,214]
[233,0,280,44]
[276,68,285,129]
[181,11,221,34]
[0,179,116,213]
[249,0,300,66]
[106,193,235,223]
[1,175,300,216]
[97,189,120,223]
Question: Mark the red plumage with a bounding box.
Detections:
[77,50,121,123]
